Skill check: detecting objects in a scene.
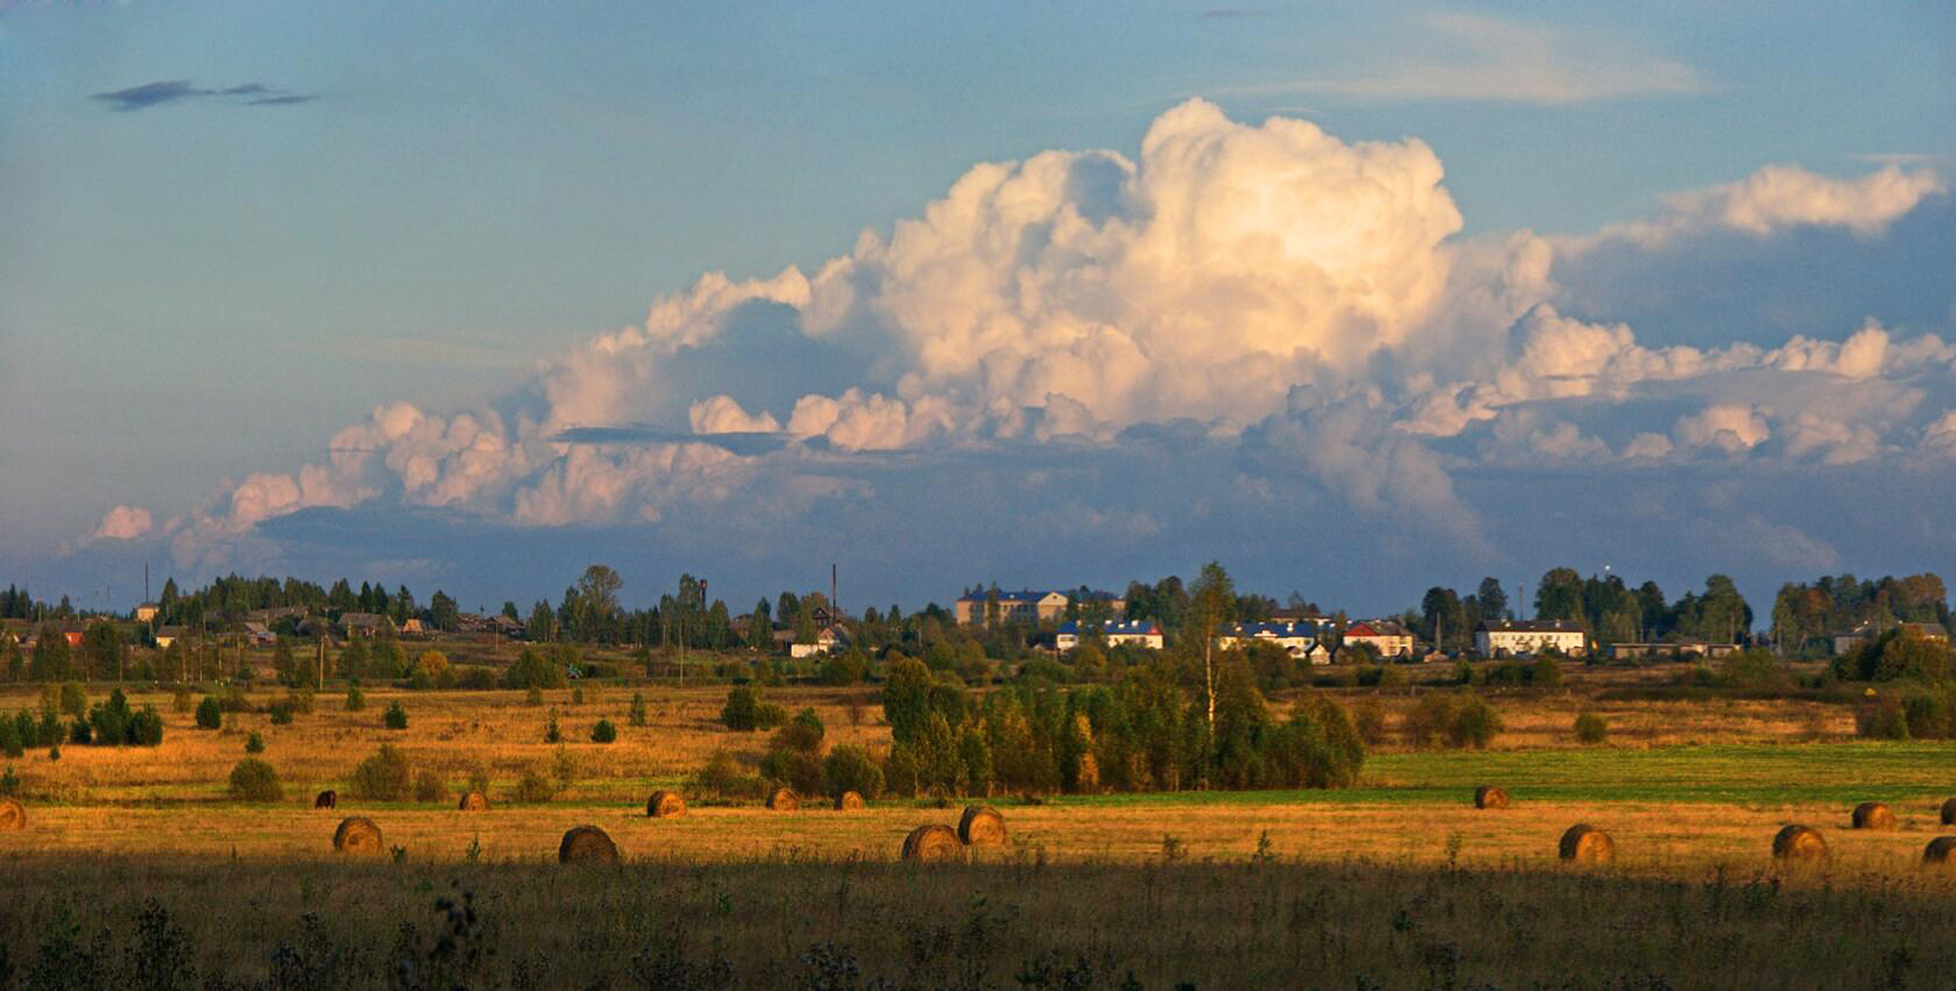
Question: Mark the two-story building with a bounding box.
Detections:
[1216,621,1317,657]
[1474,619,1588,657]
[1341,620,1414,659]
[954,588,1127,626]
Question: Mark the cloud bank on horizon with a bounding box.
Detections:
[84,99,1955,606]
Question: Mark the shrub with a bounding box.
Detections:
[1899,686,1956,739]
[1446,696,1504,749]
[195,696,222,730]
[172,687,194,714]
[413,769,450,803]
[344,686,366,711]
[590,719,617,744]
[502,649,568,690]
[244,731,265,754]
[773,708,825,755]
[720,686,762,731]
[456,666,498,690]
[59,683,87,716]
[1352,698,1388,746]
[1401,694,1455,749]
[383,701,408,730]
[414,650,452,688]
[0,718,19,759]
[284,690,316,715]
[759,748,825,796]
[692,750,761,800]
[544,710,562,744]
[628,692,648,727]
[68,719,91,745]
[1574,710,1609,745]
[127,708,164,746]
[510,765,556,803]
[350,744,413,801]
[1858,696,1911,739]
[87,689,134,746]
[819,650,869,686]
[1531,656,1564,687]
[228,758,283,802]
[268,701,295,726]
[822,745,884,801]
[755,703,788,730]
[0,765,18,796]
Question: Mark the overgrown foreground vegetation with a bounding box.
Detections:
[3,856,1953,990]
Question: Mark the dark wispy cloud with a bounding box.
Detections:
[91,79,315,112]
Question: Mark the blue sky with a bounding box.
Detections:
[2,2,1953,616]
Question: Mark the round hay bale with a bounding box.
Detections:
[1941,797,1956,825]
[558,825,620,863]
[766,787,799,811]
[958,805,1007,846]
[834,790,865,811]
[901,824,962,863]
[1558,824,1615,865]
[1772,824,1829,860]
[457,791,489,812]
[1474,786,1510,810]
[1851,802,1896,830]
[314,790,337,810]
[646,790,686,818]
[1924,837,1956,865]
[0,798,25,831]
[332,816,382,855]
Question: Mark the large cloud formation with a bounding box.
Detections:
[90,100,1956,604]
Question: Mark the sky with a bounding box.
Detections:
[2,1,1954,618]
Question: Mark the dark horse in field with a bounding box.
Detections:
[314,790,337,809]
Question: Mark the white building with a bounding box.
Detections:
[789,624,850,659]
[1056,619,1163,651]
[1475,619,1587,657]
[1341,620,1414,659]
[1216,621,1317,657]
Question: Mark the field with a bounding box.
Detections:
[2,667,1954,987]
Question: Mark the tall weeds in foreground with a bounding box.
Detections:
[1,856,1951,989]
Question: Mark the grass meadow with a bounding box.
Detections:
[1,669,1953,987]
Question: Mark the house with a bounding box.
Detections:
[790,624,850,659]
[953,588,1127,625]
[399,617,426,637]
[1341,620,1414,659]
[1608,641,1738,661]
[1216,621,1317,657]
[1474,619,1588,658]
[1831,620,1948,655]
[154,625,184,649]
[1302,642,1333,666]
[135,603,159,623]
[339,613,392,639]
[241,621,277,646]
[1056,619,1163,651]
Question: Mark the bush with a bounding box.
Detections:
[629,692,648,727]
[284,690,316,715]
[755,703,788,730]
[759,748,825,796]
[1352,698,1388,746]
[413,769,450,803]
[456,666,498,690]
[1446,696,1504,749]
[195,696,222,730]
[819,650,869,686]
[773,708,825,755]
[1573,710,1608,745]
[692,750,761,800]
[344,686,366,711]
[1531,656,1564,687]
[87,689,135,746]
[268,701,295,726]
[172,687,194,714]
[544,710,562,744]
[228,758,283,802]
[510,766,556,803]
[720,686,763,731]
[0,719,19,759]
[0,765,18,797]
[590,719,617,744]
[68,719,91,745]
[413,650,452,689]
[502,649,568,690]
[245,732,265,754]
[822,745,884,801]
[1401,694,1455,749]
[59,682,87,716]
[127,707,164,746]
[350,744,413,801]
[383,701,408,730]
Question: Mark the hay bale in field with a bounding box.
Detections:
[1558,824,1615,865]
[558,825,620,863]
[958,805,1007,846]
[314,790,337,810]
[1474,786,1510,810]
[901,824,962,863]
[1851,802,1896,830]
[766,787,799,811]
[834,790,865,811]
[1772,824,1828,860]
[458,791,490,812]
[332,816,382,855]
[1941,797,1956,825]
[1924,837,1956,865]
[0,798,25,831]
[646,790,686,818]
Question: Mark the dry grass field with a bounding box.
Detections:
[1,670,1952,987]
